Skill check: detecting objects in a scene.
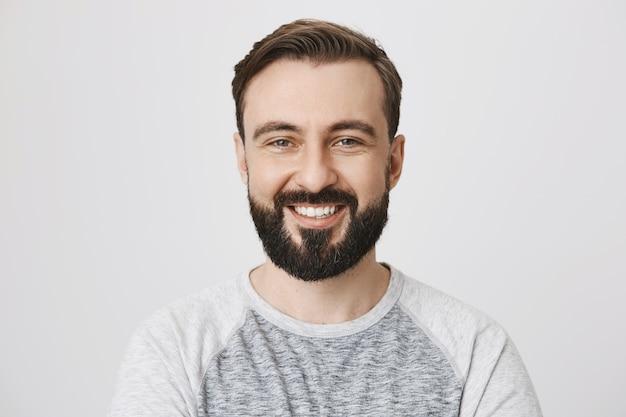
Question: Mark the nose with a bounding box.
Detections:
[293,145,338,193]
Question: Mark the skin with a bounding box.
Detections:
[234,59,405,324]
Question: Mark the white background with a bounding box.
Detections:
[1,1,624,416]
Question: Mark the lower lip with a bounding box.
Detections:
[287,206,346,229]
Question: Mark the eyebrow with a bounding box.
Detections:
[327,120,377,139]
[251,119,379,141]
[252,121,300,140]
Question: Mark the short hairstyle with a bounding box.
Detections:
[232,19,402,142]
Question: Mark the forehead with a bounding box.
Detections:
[242,59,387,134]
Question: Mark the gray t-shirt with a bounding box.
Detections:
[109,266,542,416]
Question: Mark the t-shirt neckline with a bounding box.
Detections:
[238,264,404,338]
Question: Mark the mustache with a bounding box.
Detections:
[274,187,358,212]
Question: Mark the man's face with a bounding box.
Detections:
[235,59,404,280]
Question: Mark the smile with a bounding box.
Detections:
[292,205,338,218]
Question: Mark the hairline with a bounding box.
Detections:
[232,19,402,144]
[240,57,389,142]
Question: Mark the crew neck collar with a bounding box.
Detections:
[238,264,404,338]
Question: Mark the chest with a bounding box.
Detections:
[198,309,462,416]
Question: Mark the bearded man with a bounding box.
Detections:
[110,19,542,417]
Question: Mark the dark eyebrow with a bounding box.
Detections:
[251,119,378,141]
[327,120,378,139]
[252,121,301,140]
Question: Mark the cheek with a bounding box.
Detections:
[343,161,389,197]
[246,161,290,201]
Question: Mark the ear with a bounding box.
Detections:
[388,134,405,190]
[233,132,248,185]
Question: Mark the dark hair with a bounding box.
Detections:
[232,19,402,141]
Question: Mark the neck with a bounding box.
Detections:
[249,250,390,324]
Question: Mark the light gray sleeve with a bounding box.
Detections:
[459,325,543,417]
[398,273,542,417]
[108,312,197,417]
[108,280,246,417]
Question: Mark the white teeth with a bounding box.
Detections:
[294,205,338,218]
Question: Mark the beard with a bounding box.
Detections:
[248,186,389,282]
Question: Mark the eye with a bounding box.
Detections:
[335,137,360,147]
[270,138,292,148]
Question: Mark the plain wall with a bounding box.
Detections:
[1,1,624,416]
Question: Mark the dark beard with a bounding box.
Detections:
[248,187,389,281]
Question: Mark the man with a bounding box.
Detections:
[110,19,542,416]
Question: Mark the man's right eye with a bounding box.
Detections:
[271,139,291,148]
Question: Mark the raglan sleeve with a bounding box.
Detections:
[108,311,199,417]
[461,325,543,417]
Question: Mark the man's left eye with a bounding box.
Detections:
[337,138,358,146]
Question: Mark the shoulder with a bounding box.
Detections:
[125,275,249,385]
[392,267,542,416]
[398,272,502,332]
[136,274,248,350]
[110,274,251,416]
[394,267,508,379]
[148,275,245,326]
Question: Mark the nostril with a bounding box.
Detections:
[293,162,338,193]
